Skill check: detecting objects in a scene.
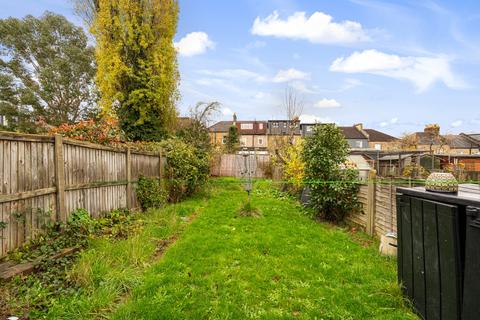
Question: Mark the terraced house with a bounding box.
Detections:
[209,115,268,150]
[210,116,399,153]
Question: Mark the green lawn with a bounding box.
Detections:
[45,178,416,319]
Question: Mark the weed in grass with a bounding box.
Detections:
[237,201,262,217]
[0,207,146,318]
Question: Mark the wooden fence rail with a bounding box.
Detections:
[0,131,164,258]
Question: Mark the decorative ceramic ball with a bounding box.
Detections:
[425,172,458,193]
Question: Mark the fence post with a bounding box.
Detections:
[54,134,66,223]
[126,147,132,209]
[158,149,163,178]
[366,169,377,236]
[158,149,164,189]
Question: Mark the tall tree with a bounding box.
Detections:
[225,125,240,154]
[302,124,359,222]
[92,0,180,141]
[0,12,97,129]
[0,73,37,132]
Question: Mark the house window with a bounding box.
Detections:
[241,137,247,146]
[241,123,253,130]
[222,136,227,144]
[356,141,363,148]
[258,138,263,145]
[282,122,287,128]
[306,126,312,132]
[259,123,263,130]
[272,122,279,128]
[374,144,382,150]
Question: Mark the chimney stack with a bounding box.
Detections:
[354,123,369,139]
[233,113,237,125]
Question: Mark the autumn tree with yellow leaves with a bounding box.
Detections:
[79,0,180,141]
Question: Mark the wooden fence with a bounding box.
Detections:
[347,171,406,238]
[0,131,164,258]
[211,154,272,178]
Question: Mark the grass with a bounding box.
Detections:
[5,178,416,319]
[110,178,416,319]
[36,195,208,319]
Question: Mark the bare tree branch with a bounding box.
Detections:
[189,101,221,126]
[283,85,304,122]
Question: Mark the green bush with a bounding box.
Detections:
[302,124,360,222]
[160,137,210,202]
[136,176,167,210]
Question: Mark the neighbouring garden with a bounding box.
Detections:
[1,179,417,319]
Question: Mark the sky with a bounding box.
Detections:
[2,0,480,136]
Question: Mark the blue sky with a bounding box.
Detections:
[2,0,480,136]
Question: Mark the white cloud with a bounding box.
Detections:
[315,98,341,108]
[251,11,371,44]
[379,117,400,127]
[174,32,215,57]
[380,121,389,127]
[222,107,234,116]
[300,114,334,124]
[289,81,315,93]
[330,49,466,92]
[273,68,309,83]
[451,120,463,127]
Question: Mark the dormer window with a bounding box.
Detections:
[240,123,253,130]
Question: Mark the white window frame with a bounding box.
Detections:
[240,137,247,146]
[356,140,363,148]
[240,123,253,130]
[374,143,382,150]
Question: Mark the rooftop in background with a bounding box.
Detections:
[339,126,368,140]
[466,134,480,142]
[364,129,398,142]
[448,134,480,149]
[210,119,398,141]
[209,121,232,133]
[209,120,268,135]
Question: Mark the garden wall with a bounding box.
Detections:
[0,131,164,257]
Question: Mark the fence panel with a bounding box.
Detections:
[346,184,369,228]
[347,176,408,238]
[211,154,271,178]
[0,132,164,258]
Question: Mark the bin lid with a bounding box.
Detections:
[397,184,480,207]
